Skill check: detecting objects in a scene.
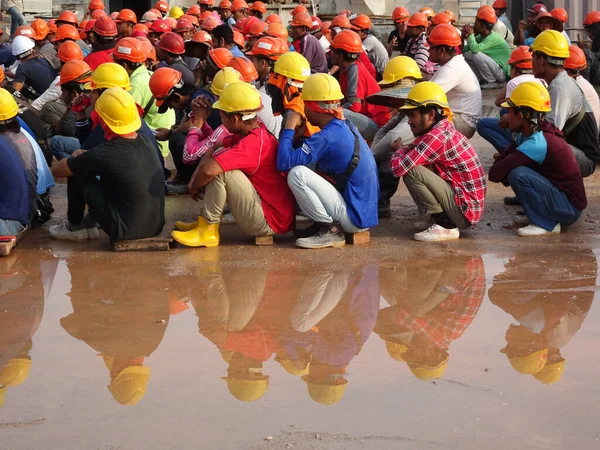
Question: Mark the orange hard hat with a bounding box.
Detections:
[85,20,96,32]
[218,0,232,10]
[57,40,84,62]
[247,20,268,37]
[166,17,178,29]
[91,9,107,20]
[233,30,245,48]
[266,22,288,40]
[419,7,434,19]
[150,67,183,103]
[231,0,249,12]
[182,14,200,28]
[31,19,49,40]
[187,5,201,16]
[291,5,308,16]
[564,45,587,70]
[331,14,351,29]
[88,0,105,11]
[47,19,58,33]
[550,8,568,23]
[14,25,35,38]
[133,23,148,33]
[191,30,213,45]
[57,10,78,25]
[477,5,498,24]
[78,19,88,31]
[114,36,147,62]
[432,13,451,26]
[392,7,410,23]
[427,23,461,47]
[265,14,281,24]
[0,66,4,83]
[242,15,260,34]
[351,14,371,31]
[116,9,137,24]
[59,60,93,85]
[246,36,286,60]
[53,24,80,42]
[174,18,194,32]
[200,11,214,20]
[202,15,221,31]
[290,12,312,28]
[251,1,266,14]
[584,11,600,27]
[492,0,507,8]
[208,47,233,68]
[407,13,429,28]
[322,21,331,35]
[154,0,169,14]
[310,16,322,33]
[148,19,171,33]
[135,36,157,61]
[93,15,118,36]
[332,29,362,54]
[444,10,456,23]
[199,0,215,6]
[158,31,185,54]
[109,11,119,20]
[227,56,258,81]
[508,45,533,68]
[233,17,246,31]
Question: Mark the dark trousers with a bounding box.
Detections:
[169,132,198,184]
[67,176,113,238]
[378,160,400,209]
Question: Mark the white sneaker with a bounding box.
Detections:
[413,224,460,242]
[517,223,561,237]
[49,222,98,241]
[87,226,99,239]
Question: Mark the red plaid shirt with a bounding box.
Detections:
[393,257,485,350]
[390,119,487,225]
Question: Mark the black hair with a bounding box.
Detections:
[174,83,196,96]
[61,81,88,93]
[0,117,21,133]
[252,54,275,68]
[419,105,445,122]
[334,49,359,61]
[92,33,117,51]
[213,24,234,46]
[511,106,545,130]
[437,45,457,55]
[115,58,142,71]
[251,11,263,20]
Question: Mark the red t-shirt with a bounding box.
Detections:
[214,124,295,235]
[358,51,377,80]
[84,48,114,70]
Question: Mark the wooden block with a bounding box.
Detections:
[345,230,370,245]
[113,236,173,252]
[255,235,274,246]
[0,229,28,257]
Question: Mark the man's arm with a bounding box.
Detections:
[390,132,443,177]
[52,158,74,178]
[277,113,321,171]
[341,64,362,111]
[188,157,223,199]
[488,148,534,182]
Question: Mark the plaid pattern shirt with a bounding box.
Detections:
[390,119,487,225]
[393,257,485,350]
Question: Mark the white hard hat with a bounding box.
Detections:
[140,11,158,22]
[11,35,35,56]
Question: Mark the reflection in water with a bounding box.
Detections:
[0,253,55,408]
[489,251,596,384]
[375,257,486,381]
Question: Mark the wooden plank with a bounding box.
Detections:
[113,236,173,252]
[0,228,28,257]
[345,231,371,245]
[255,235,274,246]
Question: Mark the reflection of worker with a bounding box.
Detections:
[489,251,595,383]
[0,254,46,407]
[375,257,485,381]
[60,257,169,406]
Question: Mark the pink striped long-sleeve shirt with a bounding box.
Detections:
[183,123,232,165]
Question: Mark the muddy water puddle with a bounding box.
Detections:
[1,248,599,449]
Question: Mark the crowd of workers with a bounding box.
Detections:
[1,0,600,250]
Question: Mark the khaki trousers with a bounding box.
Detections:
[452,114,476,139]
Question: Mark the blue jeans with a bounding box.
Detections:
[50,135,80,160]
[7,6,26,39]
[0,219,25,236]
[477,118,512,153]
[508,166,581,231]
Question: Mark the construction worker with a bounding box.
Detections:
[218,0,236,27]
[463,5,510,89]
[514,2,547,46]
[531,30,599,177]
[212,24,246,59]
[113,37,176,159]
[115,9,137,38]
[277,74,378,248]
[289,12,328,74]
[231,0,249,22]
[489,82,587,236]
[51,88,165,243]
[11,35,56,97]
[390,82,486,242]
[366,56,421,218]
[250,1,265,20]
[581,11,600,88]
[154,0,169,18]
[147,18,171,46]
[405,13,437,79]
[156,32,195,85]
[84,15,118,70]
[564,45,600,127]
[171,82,296,247]
[31,19,61,71]
[350,14,389,80]
[387,6,410,56]
[52,24,90,57]
[492,0,512,32]
[198,0,214,15]
[330,30,390,143]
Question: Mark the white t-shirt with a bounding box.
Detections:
[505,73,545,98]
[31,75,62,111]
[258,82,282,137]
[576,75,600,128]
[430,55,482,127]
[492,19,515,49]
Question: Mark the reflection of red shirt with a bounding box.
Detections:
[214,124,295,234]
[222,327,278,361]
[84,48,114,70]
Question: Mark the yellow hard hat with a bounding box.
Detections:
[400,81,450,110]
[385,341,409,362]
[273,52,311,81]
[83,62,131,91]
[530,30,570,59]
[95,87,142,134]
[220,350,234,363]
[225,377,268,402]
[277,358,310,376]
[0,88,19,121]
[210,67,243,96]
[0,358,32,387]
[301,73,344,102]
[379,56,423,86]
[303,378,348,405]
[169,6,184,19]
[501,81,552,112]
[533,360,565,384]
[503,348,548,375]
[408,359,448,381]
[0,386,6,409]
[213,81,263,115]
[108,366,151,406]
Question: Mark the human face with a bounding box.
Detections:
[531,51,545,78]
[289,25,306,40]
[60,87,76,105]
[219,8,231,20]
[219,110,237,132]
[232,9,245,21]
[406,108,435,137]
[250,55,270,79]
[406,25,420,38]
[428,44,442,63]
[117,22,132,36]
[474,19,485,35]
[330,49,341,67]
[537,19,553,32]
[395,21,408,33]
[507,107,525,132]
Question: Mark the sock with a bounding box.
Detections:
[432,212,456,230]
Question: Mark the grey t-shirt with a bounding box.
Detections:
[363,34,389,76]
[547,70,584,129]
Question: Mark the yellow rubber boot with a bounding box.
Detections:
[174,216,199,231]
[171,217,220,247]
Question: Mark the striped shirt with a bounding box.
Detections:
[405,32,437,77]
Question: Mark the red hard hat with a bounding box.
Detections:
[158,32,185,54]
[187,5,201,16]
[251,1,266,14]
[265,14,281,24]
[407,13,429,28]
[550,8,568,23]
[231,0,249,12]
[182,14,200,28]
[154,1,169,14]
[114,37,147,62]
[392,7,410,23]
[202,15,221,31]
[246,36,287,60]
[432,13,451,26]
[528,4,548,15]
[31,19,49,40]
[135,36,157,62]
[508,45,533,69]
[227,56,258,82]
[93,15,118,36]
[427,23,461,47]
[14,25,35,38]
[115,9,137,24]
[57,40,84,62]
[247,20,268,37]
[289,12,312,28]
[419,7,434,19]
[149,19,171,33]
[266,22,288,40]
[57,10,78,25]
[59,60,93,85]
[199,0,215,6]
[133,23,148,33]
[91,9,107,20]
[208,47,233,68]
[174,18,194,32]
[332,29,362,54]
[584,11,600,27]
[218,0,232,10]
[310,16,322,33]
[47,19,58,33]
[492,0,507,9]
[150,67,183,103]
[243,16,260,34]
[351,14,371,31]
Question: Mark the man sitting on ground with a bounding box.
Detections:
[563,45,600,128]
[489,82,586,237]
[351,14,389,80]
[389,82,486,242]
[289,13,328,74]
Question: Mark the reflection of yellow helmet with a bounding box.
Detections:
[380,56,422,86]
[385,341,408,362]
[302,73,344,102]
[533,360,565,384]
[210,67,243,96]
[408,359,448,381]
[0,358,32,387]
[278,358,310,376]
[530,30,570,59]
[220,350,234,363]
[169,6,184,19]
[500,81,552,112]
[108,366,151,406]
[0,88,19,121]
[83,62,131,90]
[225,378,268,402]
[273,52,311,81]
[503,348,548,375]
[303,378,348,405]
[95,87,142,135]
[0,386,6,408]
[400,81,449,110]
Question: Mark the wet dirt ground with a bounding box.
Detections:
[2,94,600,449]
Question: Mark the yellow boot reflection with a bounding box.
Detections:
[171,216,220,247]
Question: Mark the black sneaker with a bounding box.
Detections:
[503,196,521,206]
[294,222,320,238]
[295,223,345,249]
